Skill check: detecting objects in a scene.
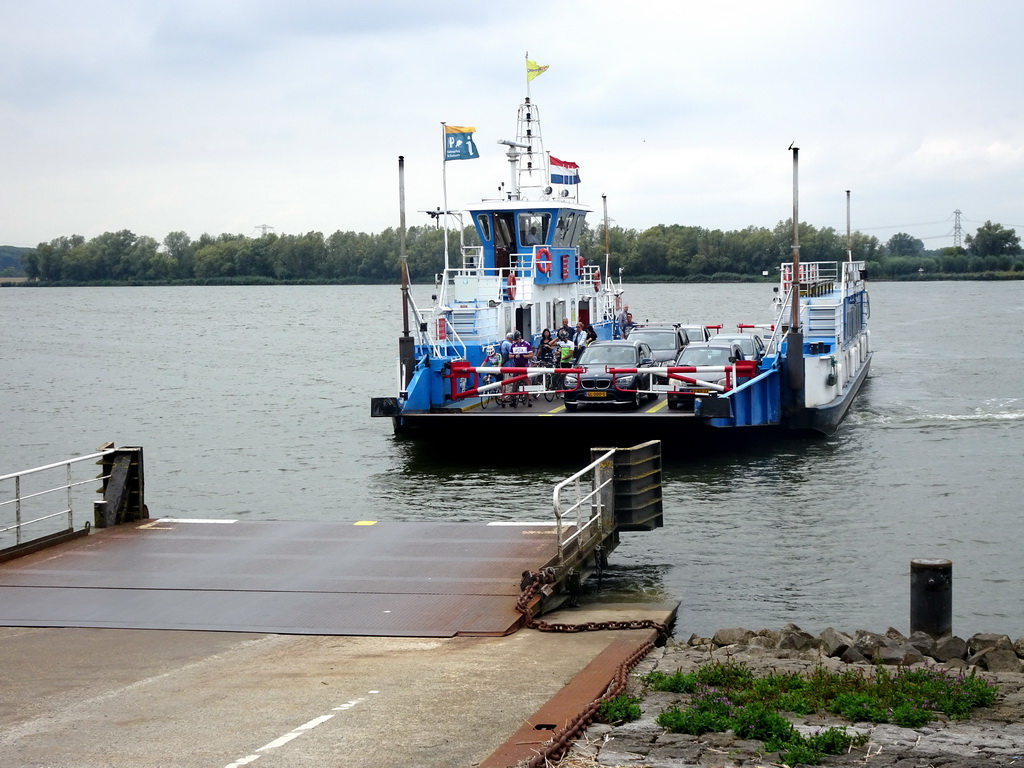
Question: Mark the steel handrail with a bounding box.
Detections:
[552,448,615,566]
[1,449,116,547]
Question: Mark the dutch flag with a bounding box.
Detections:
[550,155,580,185]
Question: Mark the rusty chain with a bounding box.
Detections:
[515,569,670,642]
[514,569,671,767]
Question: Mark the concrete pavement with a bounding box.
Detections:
[0,603,676,767]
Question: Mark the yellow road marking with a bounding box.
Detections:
[645,398,668,413]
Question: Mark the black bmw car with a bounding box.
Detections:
[563,340,657,411]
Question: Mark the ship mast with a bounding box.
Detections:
[846,190,853,262]
[787,144,805,394]
[499,98,548,201]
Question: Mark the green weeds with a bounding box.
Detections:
[643,659,999,765]
[595,694,642,725]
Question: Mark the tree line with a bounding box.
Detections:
[14,219,1023,284]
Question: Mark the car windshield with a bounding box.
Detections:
[677,347,732,366]
[717,336,754,355]
[578,346,638,366]
[626,331,677,350]
[684,328,706,342]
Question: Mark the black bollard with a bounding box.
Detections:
[910,559,952,638]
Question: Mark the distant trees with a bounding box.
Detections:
[15,219,1024,284]
[885,232,924,257]
[965,221,1022,272]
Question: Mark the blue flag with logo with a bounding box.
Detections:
[444,125,478,161]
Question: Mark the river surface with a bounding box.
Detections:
[2,281,1021,639]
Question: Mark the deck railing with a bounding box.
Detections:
[0,449,116,550]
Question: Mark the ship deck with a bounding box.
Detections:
[396,392,784,444]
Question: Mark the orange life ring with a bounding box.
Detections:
[592,268,601,292]
[507,271,517,300]
[536,248,551,274]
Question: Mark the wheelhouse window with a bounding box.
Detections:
[476,214,492,242]
[518,213,550,248]
[553,212,584,248]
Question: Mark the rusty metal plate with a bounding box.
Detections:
[0,520,563,637]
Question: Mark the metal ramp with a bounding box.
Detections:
[1,442,664,638]
[0,519,568,637]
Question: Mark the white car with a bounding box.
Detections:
[709,332,766,363]
[666,341,745,411]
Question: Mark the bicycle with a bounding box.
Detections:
[478,373,500,409]
[529,359,557,402]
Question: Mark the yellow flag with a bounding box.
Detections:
[526,59,549,82]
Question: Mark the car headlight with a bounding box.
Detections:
[616,374,637,388]
[564,374,578,387]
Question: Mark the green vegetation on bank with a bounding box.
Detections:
[6,218,1023,285]
[624,659,999,765]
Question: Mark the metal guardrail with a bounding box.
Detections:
[0,450,116,548]
[0,445,146,559]
[552,448,615,567]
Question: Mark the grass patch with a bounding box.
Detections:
[595,694,642,725]
[644,660,998,765]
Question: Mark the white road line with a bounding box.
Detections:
[224,693,376,768]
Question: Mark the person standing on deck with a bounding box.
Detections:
[572,322,588,361]
[509,331,534,379]
[622,313,636,338]
[499,332,514,367]
[536,328,556,365]
[555,334,574,369]
[615,304,629,339]
[557,317,573,340]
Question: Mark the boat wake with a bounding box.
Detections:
[851,398,1024,429]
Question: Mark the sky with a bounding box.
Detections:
[2,0,1023,250]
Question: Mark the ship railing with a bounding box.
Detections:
[0,449,116,551]
[443,362,584,400]
[780,260,839,298]
[552,448,615,568]
[842,260,867,290]
[460,245,484,270]
[405,291,468,361]
[445,262,531,304]
[645,362,760,393]
[443,362,761,400]
[765,286,796,355]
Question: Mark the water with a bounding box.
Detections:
[2,281,1022,639]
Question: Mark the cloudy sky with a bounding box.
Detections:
[2,0,1022,249]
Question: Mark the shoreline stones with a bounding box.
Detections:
[693,623,1024,672]
[563,624,1024,767]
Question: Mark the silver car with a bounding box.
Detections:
[710,332,766,363]
[666,341,745,411]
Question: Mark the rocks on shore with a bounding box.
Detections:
[563,625,1024,768]
[692,624,1024,672]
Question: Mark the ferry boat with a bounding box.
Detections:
[371,100,872,441]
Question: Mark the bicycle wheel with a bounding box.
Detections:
[542,371,556,402]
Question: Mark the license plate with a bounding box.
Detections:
[692,389,710,395]
[585,391,608,398]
